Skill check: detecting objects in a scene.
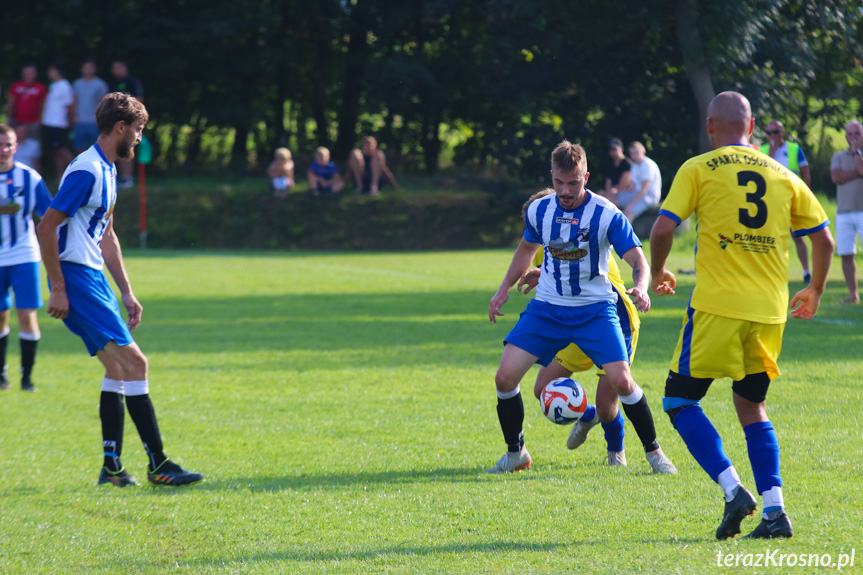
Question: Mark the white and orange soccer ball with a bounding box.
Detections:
[540,377,587,425]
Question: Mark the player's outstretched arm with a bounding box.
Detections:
[101,219,143,330]
[621,246,651,312]
[489,238,540,323]
[36,208,71,320]
[649,214,678,296]
[790,227,835,320]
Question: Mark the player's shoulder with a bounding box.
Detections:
[525,193,556,219]
[587,191,620,213]
[12,162,43,181]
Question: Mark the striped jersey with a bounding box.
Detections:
[50,145,117,270]
[524,191,641,307]
[0,162,52,266]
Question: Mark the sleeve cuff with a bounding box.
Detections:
[658,209,682,225]
[792,220,830,237]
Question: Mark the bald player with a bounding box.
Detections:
[650,92,834,540]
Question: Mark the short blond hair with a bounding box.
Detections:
[522,188,554,219]
[314,147,330,163]
[274,147,292,162]
[551,140,587,176]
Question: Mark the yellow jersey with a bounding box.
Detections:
[660,145,829,324]
[532,251,639,329]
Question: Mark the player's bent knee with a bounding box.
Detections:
[596,403,618,422]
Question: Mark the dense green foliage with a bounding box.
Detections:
[2,1,862,185]
[0,249,859,573]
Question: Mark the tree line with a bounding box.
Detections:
[1,0,861,187]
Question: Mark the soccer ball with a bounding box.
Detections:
[540,377,587,425]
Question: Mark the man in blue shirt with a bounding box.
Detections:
[36,92,203,488]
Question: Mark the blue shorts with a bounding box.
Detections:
[59,262,134,356]
[73,123,100,151]
[504,299,629,368]
[0,262,43,311]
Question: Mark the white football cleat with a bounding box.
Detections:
[607,450,627,467]
[646,448,678,474]
[485,448,532,474]
[566,415,600,450]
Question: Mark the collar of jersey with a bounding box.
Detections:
[93,143,111,166]
[555,190,593,214]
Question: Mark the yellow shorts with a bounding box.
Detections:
[555,322,639,376]
[669,307,784,381]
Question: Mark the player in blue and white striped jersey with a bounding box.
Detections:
[486,140,676,475]
[0,124,52,392]
[36,93,202,488]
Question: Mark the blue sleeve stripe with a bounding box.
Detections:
[588,206,604,280]
[658,209,682,225]
[86,166,109,238]
[792,220,830,237]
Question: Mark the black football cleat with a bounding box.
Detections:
[147,460,204,486]
[716,486,757,539]
[98,466,141,487]
[744,511,793,539]
[20,377,37,392]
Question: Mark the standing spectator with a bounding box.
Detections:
[761,120,813,283]
[42,63,75,182]
[348,136,398,196]
[598,137,632,203]
[6,64,47,133]
[830,120,863,305]
[72,60,109,153]
[13,125,41,172]
[0,124,52,392]
[267,148,295,198]
[108,61,144,189]
[615,141,661,222]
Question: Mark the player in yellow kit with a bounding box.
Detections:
[519,189,640,466]
[650,92,834,540]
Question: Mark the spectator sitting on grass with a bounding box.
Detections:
[308,147,344,197]
[267,147,295,198]
[348,136,399,196]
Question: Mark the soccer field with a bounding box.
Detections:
[0,249,860,574]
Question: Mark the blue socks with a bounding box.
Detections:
[745,421,783,512]
[582,404,597,424]
[601,410,625,452]
[671,405,733,482]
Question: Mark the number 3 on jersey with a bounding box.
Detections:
[737,171,767,229]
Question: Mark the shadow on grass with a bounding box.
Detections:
[191,466,492,493]
[39,284,863,367]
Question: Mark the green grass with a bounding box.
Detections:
[0,246,861,574]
